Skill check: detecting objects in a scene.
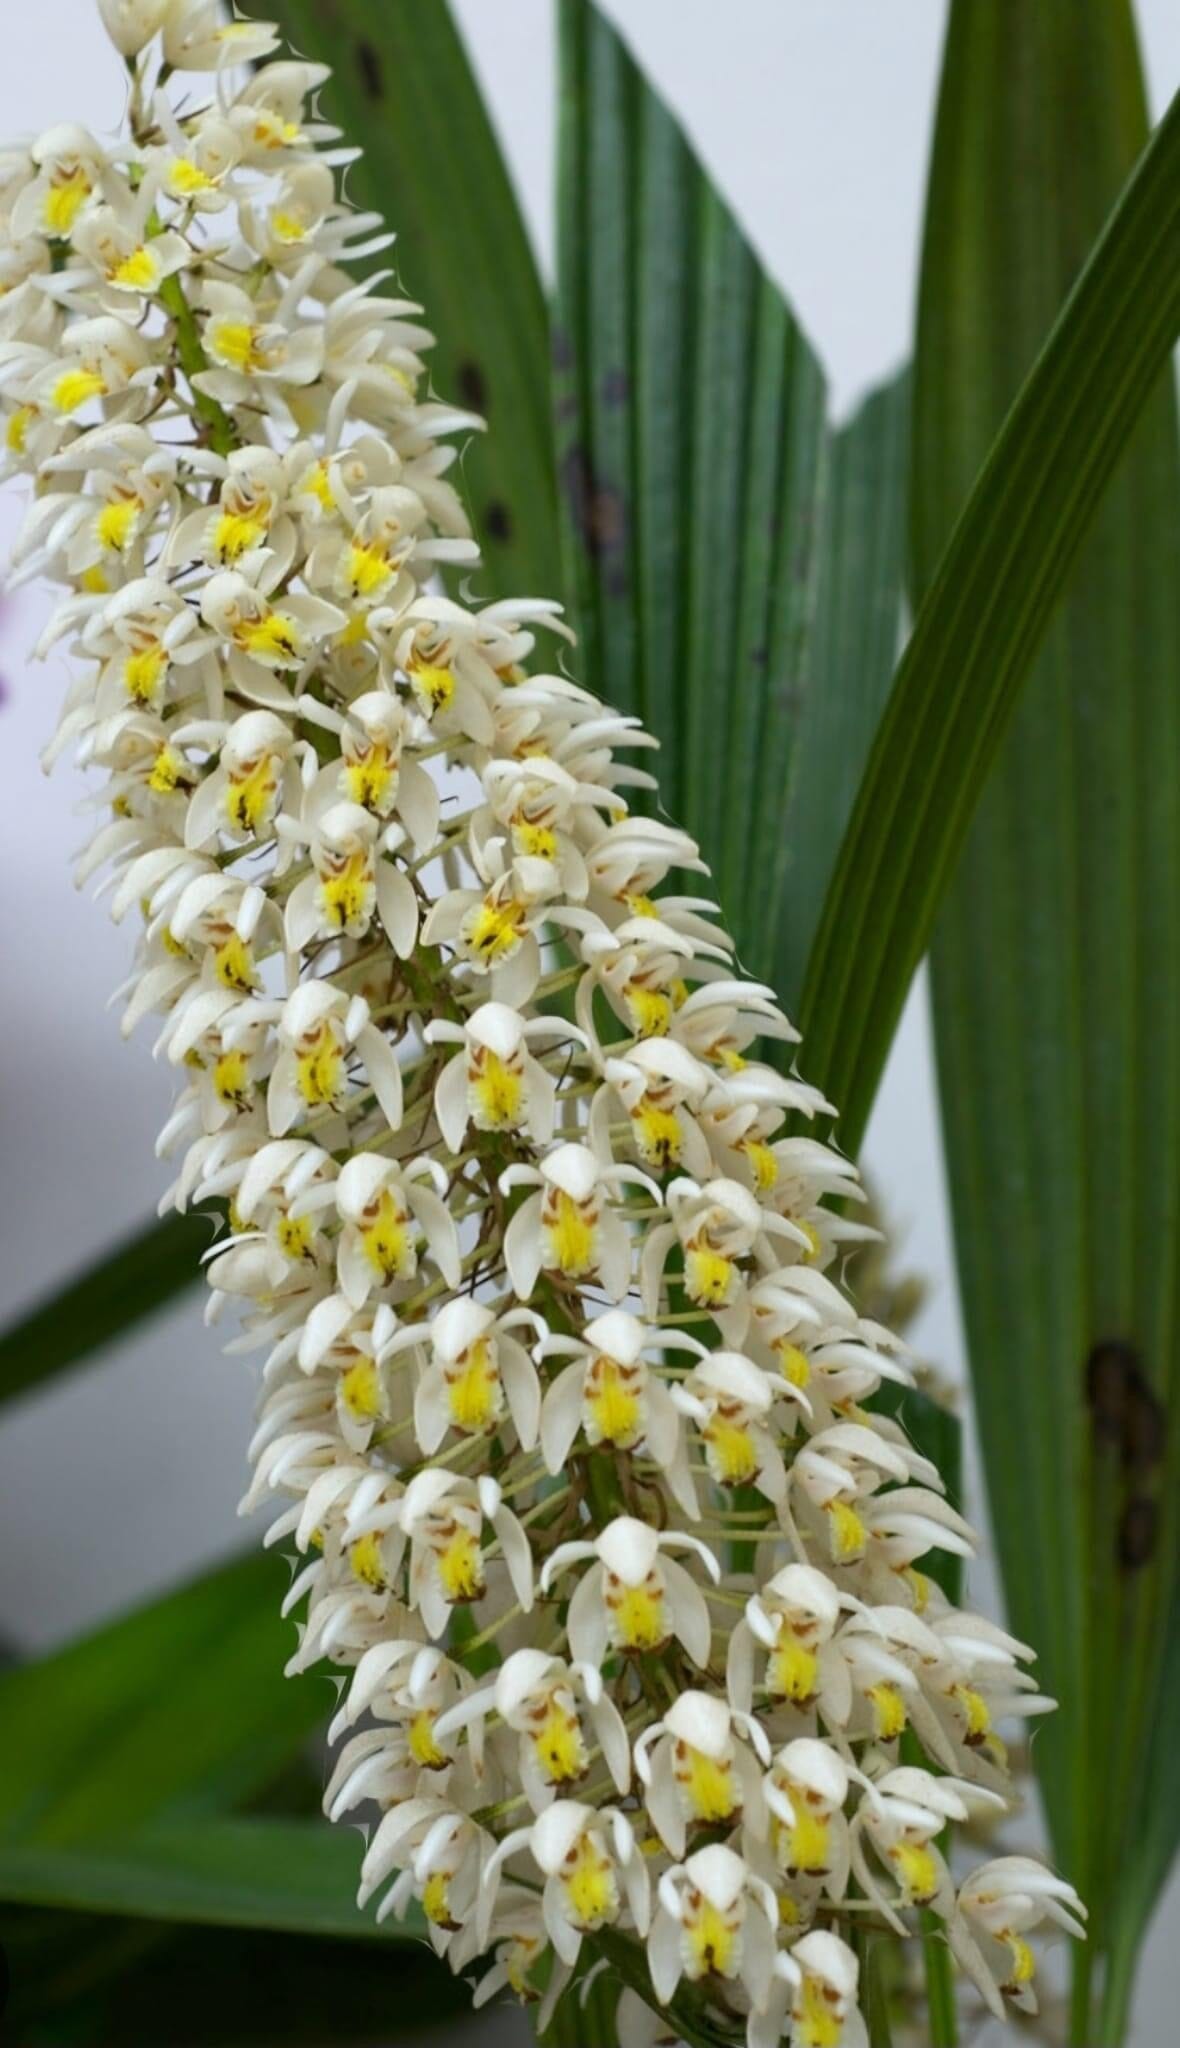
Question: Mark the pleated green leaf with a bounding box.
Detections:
[0,1820,416,1942]
[0,1554,326,1847]
[261,0,559,603]
[0,1210,209,1411]
[779,371,910,1012]
[553,0,828,983]
[799,77,1180,1155]
[911,6,1180,2038]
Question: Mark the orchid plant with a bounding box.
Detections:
[0,4,1177,2047]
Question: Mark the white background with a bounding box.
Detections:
[1,2,1178,2041]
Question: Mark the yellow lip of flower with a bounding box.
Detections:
[148,745,187,796]
[826,1497,867,1563]
[624,982,673,1038]
[239,610,304,665]
[213,1047,252,1107]
[297,458,335,510]
[318,849,375,933]
[408,1707,448,1769]
[511,815,558,861]
[531,1697,589,1784]
[890,1839,939,1905]
[469,1047,525,1130]
[271,208,309,242]
[360,1189,415,1283]
[344,537,395,598]
[342,744,396,812]
[703,1411,759,1487]
[95,496,141,553]
[6,404,34,454]
[542,1189,599,1278]
[951,1681,992,1745]
[795,1975,843,2048]
[623,891,657,918]
[445,1338,502,1433]
[678,1744,739,1825]
[684,1899,739,1980]
[778,1805,831,1876]
[867,1680,908,1741]
[167,156,217,197]
[560,1834,618,1929]
[340,1356,383,1422]
[436,1525,483,1603]
[53,367,107,414]
[608,1575,667,1653]
[421,1871,456,1927]
[462,893,527,965]
[685,1241,736,1308]
[209,319,266,373]
[295,1025,345,1107]
[275,1212,314,1262]
[409,660,456,713]
[226,755,279,834]
[349,1529,387,1589]
[122,642,168,706]
[633,1097,682,1169]
[768,1636,818,1704]
[213,509,269,563]
[110,245,160,291]
[213,932,258,994]
[776,1340,812,1389]
[44,168,91,236]
[1002,1933,1036,1992]
[584,1354,643,1448]
[742,1137,779,1191]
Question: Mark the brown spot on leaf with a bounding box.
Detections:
[1086,1339,1139,1445]
[356,41,382,100]
[1118,1497,1158,1572]
[560,445,626,567]
[456,360,488,412]
[1122,1374,1166,1473]
[485,501,513,543]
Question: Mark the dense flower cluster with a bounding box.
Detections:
[1,6,1085,2041]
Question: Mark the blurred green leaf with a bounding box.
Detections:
[912,4,1180,2039]
[261,0,559,603]
[778,372,910,1013]
[0,1554,326,1847]
[0,1819,416,1943]
[798,77,1180,1154]
[0,1210,209,1412]
[553,0,827,983]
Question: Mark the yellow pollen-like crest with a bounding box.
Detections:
[681,1746,738,1824]
[533,1698,588,1783]
[96,497,140,553]
[343,745,395,811]
[214,933,258,994]
[610,1579,666,1652]
[44,169,91,236]
[543,1190,599,1278]
[685,1243,736,1308]
[827,1498,867,1563]
[168,156,216,196]
[446,1340,501,1433]
[408,1709,448,1769]
[410,660,456,713]
[704,1413,759,1486]
[585,1356,643,1448]
[148,746,186,796]
[319,850,374,934]
[275,1213,313,1262]
[349,1530,387,1589]
[6,405,34,453]
[123,643,167,706]
[625,983,672,1038]
[633,1098,682,1169]
[213,1048,252,1107]
[471,1049,525,1130]
[345,538,394,598]
[340,1357,383,1422]
[421,1872,454,1927]
[868,1680,908,1741]
[213,509,268,563]
[111,245,159,290]
[226,756,279,834]
[296,1028,344,1108]
[361,1190,414,1282]
[795,1976,842,2048]
[685,1900,738,1980]
[210,319,264,373]
[53,367,106,414]
[891,1840,939,1905]
[437,1527,483,1603]
[561,1835,617,1929]
[463,894,526,964]
[241,610,302,664]
[769,1637,818,1704]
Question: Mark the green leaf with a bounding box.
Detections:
[798,77,1180,1155]
[553,0,828,982]
[0,1820,414,1942]
[778,371,910,1013]
[911,5,1180,2038]
[0,1211,207,1411]
[1,1907,463,2046]
[0,1554,327,1847]
[260,0,560,604]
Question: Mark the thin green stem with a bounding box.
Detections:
[157,272,237,458]
[920,1910,958,2046]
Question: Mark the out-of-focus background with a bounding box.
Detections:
[1,3,1178,2043]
